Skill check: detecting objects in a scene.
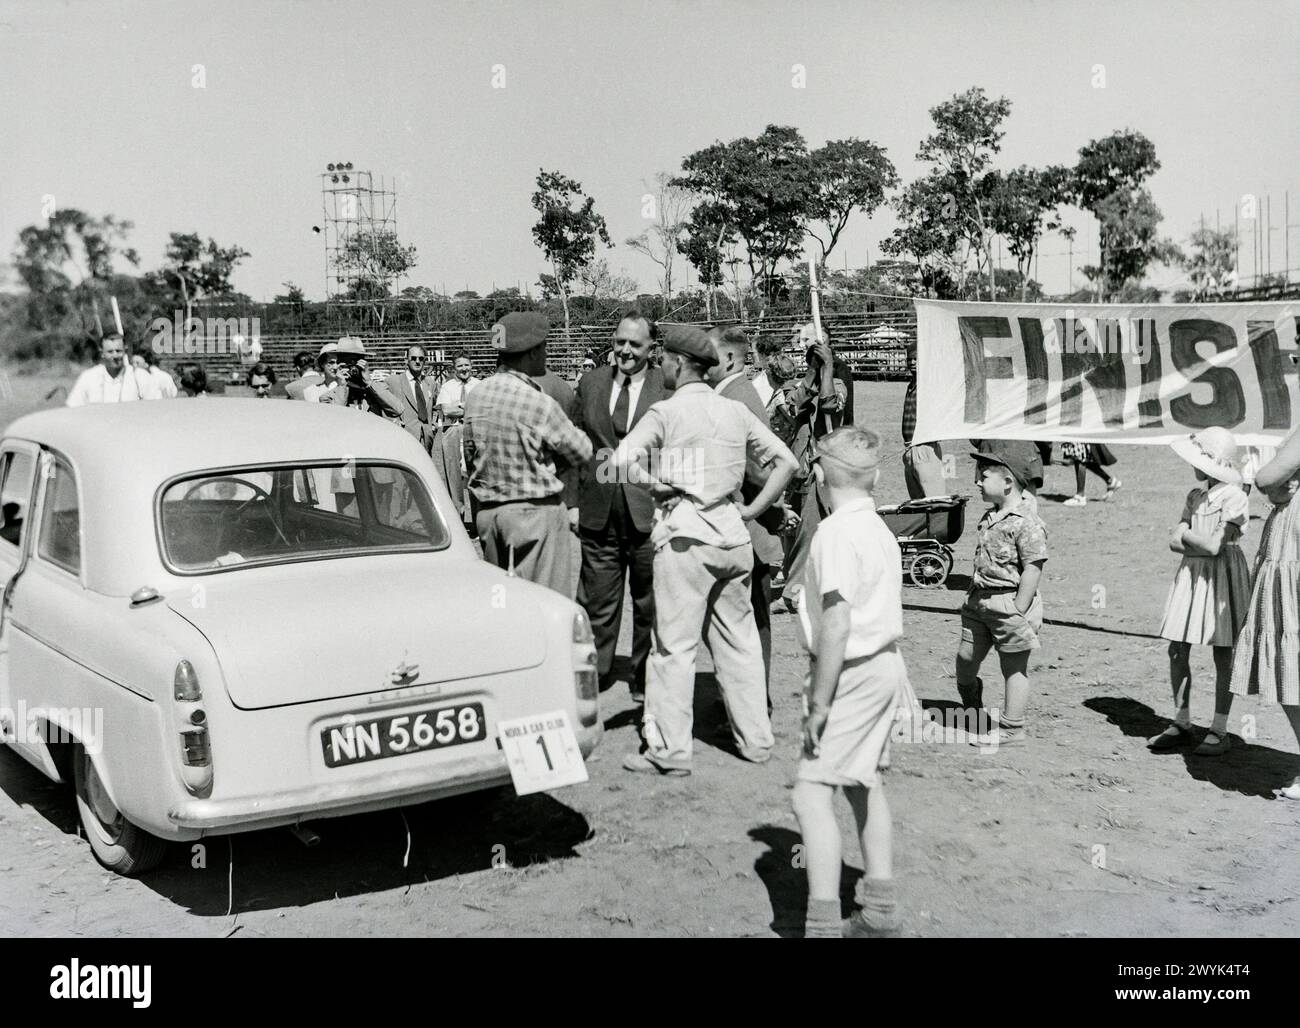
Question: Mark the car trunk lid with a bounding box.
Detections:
[167,557,547,710]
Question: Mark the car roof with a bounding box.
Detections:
[4,399,457,595]
[7,398,417,477]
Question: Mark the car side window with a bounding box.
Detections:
[0,449,36,549]
[37,456,81,575]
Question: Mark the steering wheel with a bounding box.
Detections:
[182,477,291,548]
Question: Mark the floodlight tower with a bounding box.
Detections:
[319,161,400,314]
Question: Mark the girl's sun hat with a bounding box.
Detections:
[1170,427,1242,484]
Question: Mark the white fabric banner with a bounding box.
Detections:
[912,299,1299,447]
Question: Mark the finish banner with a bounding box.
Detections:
[912,299,1299,446]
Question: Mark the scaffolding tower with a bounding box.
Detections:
[320,163,400,309]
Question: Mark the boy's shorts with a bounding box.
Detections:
[797,646,907,789]
[961,589,1042,653]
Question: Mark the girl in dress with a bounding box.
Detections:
[1230,413,1300,798]
[1150,427,1252,756]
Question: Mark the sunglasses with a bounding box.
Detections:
[408,355,426,363]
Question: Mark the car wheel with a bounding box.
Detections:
[72,745,168,876]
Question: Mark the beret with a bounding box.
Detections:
[662,324,718,367]
[493,311,549,354]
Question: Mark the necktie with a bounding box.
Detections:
[413,375,428,422]
[612,374,632,439]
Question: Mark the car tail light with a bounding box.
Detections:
[181,729,211,766]
[173,660,213,793]
[174,660,201,701]
[572,609,598,727]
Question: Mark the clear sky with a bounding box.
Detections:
[2,0,1297,301]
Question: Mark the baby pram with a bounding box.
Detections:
[874,494,970,588]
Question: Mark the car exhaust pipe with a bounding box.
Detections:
[289,824,321,848]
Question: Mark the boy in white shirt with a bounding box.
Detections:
[793,426,910,939]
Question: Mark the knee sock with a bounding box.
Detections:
[804,898,841,939]
[849,877,899,934]
[1210,712,1229,735]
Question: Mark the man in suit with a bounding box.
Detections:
[284,350,322,400]
[572,310,669,703]
[384,344,438,451]
[707,326,788,706]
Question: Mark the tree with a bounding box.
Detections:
[626,173,691,308]
[1072,129,1160,212]
[1079,188,1179,300]
[1181,226,1236,300]
[914,87,1013,299]
[676,201,733,319]
[988,165,1071,300]
[575,259,638,302]
[806,138,898,265]
[154,232,251,326]
[1071,130,1163,299]
[530,169,612,339]
[881,172,964,298]
[673,125,812,307]
[12,209,139,335]
[275,281,305,305]
[329,229,416,329]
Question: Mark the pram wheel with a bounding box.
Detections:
[908,549,951,588]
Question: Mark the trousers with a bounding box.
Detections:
[903,441,946,499]
[476,499,573,598]
[643,537,774,769]
[577,488,655,689]
[781,481,827,603]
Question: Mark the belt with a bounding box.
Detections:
[969,585,1017,595]
[476,494,563,511]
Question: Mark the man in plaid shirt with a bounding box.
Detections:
[463,312,593,597]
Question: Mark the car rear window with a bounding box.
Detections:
[159,462,448,573]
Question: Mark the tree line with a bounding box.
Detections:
[3,84,1242,362]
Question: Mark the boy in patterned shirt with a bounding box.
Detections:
[956,449,1048,747]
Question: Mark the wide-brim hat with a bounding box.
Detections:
[1170,427,1242,484]
[335,336,368,357]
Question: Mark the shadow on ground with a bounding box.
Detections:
[0,747,593,916]
[1086,696,1298,799]
[750,825,863,938]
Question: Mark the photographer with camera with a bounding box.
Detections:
[312,337,402,416]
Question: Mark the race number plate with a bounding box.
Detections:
[321,702,486,768]
[496,709,588,795]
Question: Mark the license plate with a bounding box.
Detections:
[321,702,487,768]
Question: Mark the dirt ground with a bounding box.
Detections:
[1,377,1297,938]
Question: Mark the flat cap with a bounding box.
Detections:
[971,448,1035,491]
[662,324,718,367]
[493,311,549,354]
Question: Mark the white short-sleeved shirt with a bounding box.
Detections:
[798,496,904,660]
[66,364,160,406]
[436,376,479,410]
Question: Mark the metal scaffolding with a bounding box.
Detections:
[319,163,400,307]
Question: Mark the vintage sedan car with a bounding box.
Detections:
[0,399,599,875]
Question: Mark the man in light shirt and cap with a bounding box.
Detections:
[610,324,798,775]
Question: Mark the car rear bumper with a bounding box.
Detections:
[167,723,601,833]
